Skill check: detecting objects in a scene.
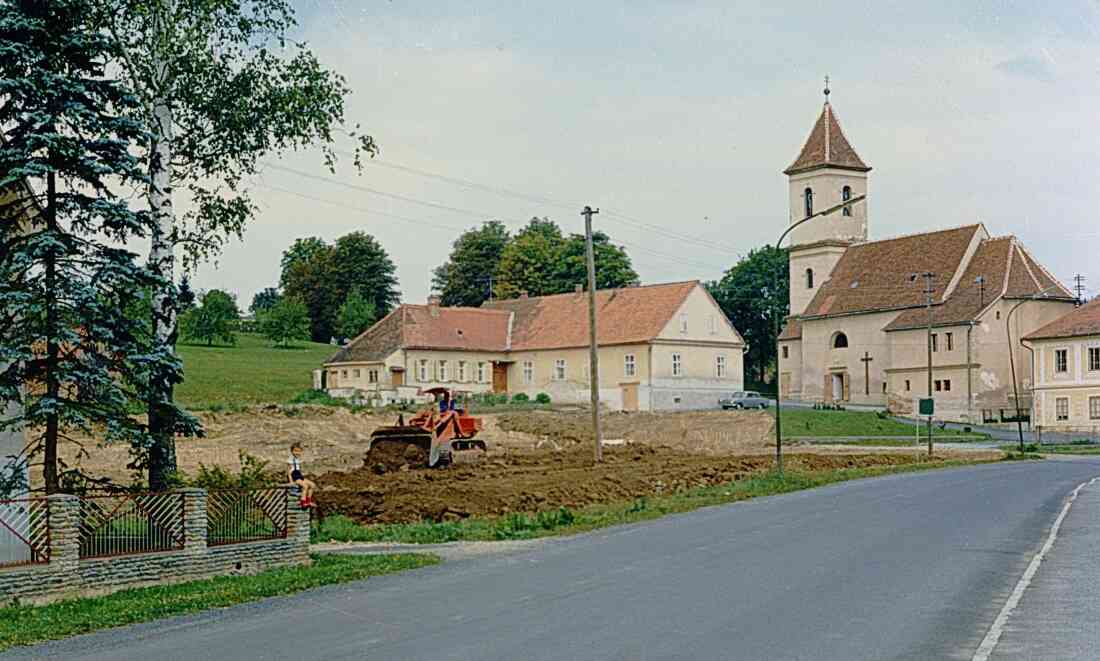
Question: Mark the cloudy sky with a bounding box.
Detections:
[193,0,1100,308]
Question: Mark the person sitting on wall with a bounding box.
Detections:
[286,443,316,508]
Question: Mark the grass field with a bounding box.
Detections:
[774,408,983,439]
[176,333,334,410]
[0,553,438,652]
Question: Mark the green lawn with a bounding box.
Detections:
[313,458,992,545]
[176,333,334,410]
[775,408,983,439]
[0,553,438,652]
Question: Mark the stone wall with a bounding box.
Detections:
[0,487,310,606]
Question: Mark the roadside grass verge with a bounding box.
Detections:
[1002,443,1100,456]
[773,408,986,439]
[314,458,993,545]
[0,553,438,652]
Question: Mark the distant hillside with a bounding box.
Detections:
[176,333,334,410]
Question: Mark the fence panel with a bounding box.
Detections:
[207,488,288,546]
[79,492,185,559]
[0,498,49,568]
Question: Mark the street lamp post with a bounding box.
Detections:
[1006,285,1062,452]
[773,194,866,475]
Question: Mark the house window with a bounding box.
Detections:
[368,370,378,383]
[1056,397,1069,421]
[806,268,814,289]
[782,345,789,359]
[341,369,347,378]
[996,311,1001,320]
[672,353,682,377]
[931,334,938,352]
[523,361,534,384]
[418,359,429,382]
[1055,349,1068,373]
[841,185,852,216]
[905,379,910,392]
[458,361,467,382]
[833,332,848,349]
[679,313,688,333]
[353,369,361,379]
[1090,396,1100,420]
[554,359,566,381]
[943,379,951,392]
[438,360,449,382]
[716,355,727,378]
[1089,347,1100,372]
[624,354,636,378]
[946,332,953,351]
[934,380,942,392]
[882,382,887,394]
[804,187,813,217]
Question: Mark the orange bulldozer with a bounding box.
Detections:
[366,387,487,468]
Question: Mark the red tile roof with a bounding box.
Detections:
[778,316,802,341]
[327,281,736,363]
[784,102,870,175]
[802,225,982,319]
[1024,297,1100,341]
[486,281,716,350]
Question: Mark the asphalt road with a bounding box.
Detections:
[8,458,1100,661]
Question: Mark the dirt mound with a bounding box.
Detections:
[315,444,941,525]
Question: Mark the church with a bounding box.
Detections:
[776,90,1078,423]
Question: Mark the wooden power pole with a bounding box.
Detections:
[921,272,935,459]
[582,205,603,462]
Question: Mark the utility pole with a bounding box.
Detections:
[1074,274,1086,306]
[582,205,603,463]
[914,271,936,459]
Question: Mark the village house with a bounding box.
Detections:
[777,93,1077,423]
[318,281,746,411]
[1023,298,1100,433]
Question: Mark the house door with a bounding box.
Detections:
[492,363,508,393]
[621,383,639,412]
[391,369,404,387]
[832,373,844,402]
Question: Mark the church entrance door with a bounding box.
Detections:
[831,373,844,402]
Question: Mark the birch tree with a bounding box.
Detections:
[105,0,376,489]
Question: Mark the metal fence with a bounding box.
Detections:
[206,488,288,547]
[0,498,50,568]
[79,492,186,559]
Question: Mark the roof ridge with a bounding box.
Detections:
[404,304,511,315]
[492,280,698,305]
[852,223,981,248]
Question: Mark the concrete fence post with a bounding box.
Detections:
[285,487,311,564]
[46,493,79,574]
[176,488,208,554]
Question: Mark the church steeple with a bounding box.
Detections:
[784,87,870,176]
[784,81,871,316]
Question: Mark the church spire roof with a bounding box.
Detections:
[784,90,871,175]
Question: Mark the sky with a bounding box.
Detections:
[191,0,1100,309]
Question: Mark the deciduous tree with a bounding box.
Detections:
[336,287,377,340]
[249,287,281,315]
[259,297,310,348]
[494,218,565,299]
[431,221,510,307]
[180,289,239,347]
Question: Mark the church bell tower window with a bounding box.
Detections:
[804,188,813,217]
[842,186,852,216]
[806,268,814,289]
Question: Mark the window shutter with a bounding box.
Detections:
[842,373,851,401]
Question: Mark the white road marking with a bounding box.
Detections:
[971,476,1100,661]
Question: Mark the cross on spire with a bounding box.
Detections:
[824,75,830,101]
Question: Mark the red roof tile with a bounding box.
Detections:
[803,225,982,319]
[778,316,802,341]
[328,306,511,363]
[485,281,707,350]
[1024,297,1100,340]
[784,102,870,175]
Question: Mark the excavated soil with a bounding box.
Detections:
[315,444,962,525]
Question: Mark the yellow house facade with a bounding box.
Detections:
[1024,298,1100,433]
[320,281,746,412]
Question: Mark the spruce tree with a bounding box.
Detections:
[0,0,196,494]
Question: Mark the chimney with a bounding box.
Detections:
[427,294,441,317]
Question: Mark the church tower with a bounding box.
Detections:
[785,82,871,316]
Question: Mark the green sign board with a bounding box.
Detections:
[919,398,934,416]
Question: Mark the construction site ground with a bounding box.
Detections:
[59,406,999,524]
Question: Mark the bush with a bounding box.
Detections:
[187,451,280,489]
[535,392,551,405]
[511,393,529,403]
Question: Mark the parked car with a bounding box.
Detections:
[720,391,772,410]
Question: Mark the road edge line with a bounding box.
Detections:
[971,475,1100,661]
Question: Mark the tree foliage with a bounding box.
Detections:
[259,297,310,348]
[493,218,638,300]
[336,287,376,340]
[0,0,195,494]
[281,232,398,342]
[177,276,196,312]
[249,287,281,315]
[431,221,510,307]
[279,237,327,288]
[707,246,789,382]
[180,290,240,347]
